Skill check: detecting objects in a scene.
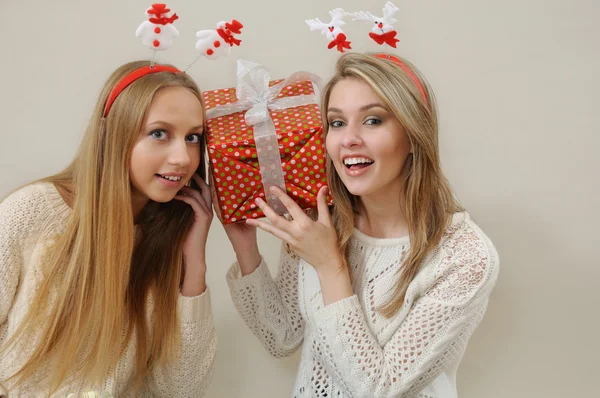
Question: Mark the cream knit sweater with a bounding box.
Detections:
[227,212,499,398]
[0,183,216,397]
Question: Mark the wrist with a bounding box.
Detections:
[237,249,262,276]
[318,264,353,306]
[233,241,259,257]
[316,257,346,280]
[181,269,207,297]
[184,253,207,270]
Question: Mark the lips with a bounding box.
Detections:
[155,173,186,188]
[342,155,375,169]
[156,174,182,182]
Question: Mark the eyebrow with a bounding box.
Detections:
[327,103,388,114]
[147,120,205,132]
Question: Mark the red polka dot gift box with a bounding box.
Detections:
[203,60,331,224]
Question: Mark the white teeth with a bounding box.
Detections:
[343,157,374,166]
[160,175,181,181]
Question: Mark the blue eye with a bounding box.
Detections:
[364,117,382,125]
[149,129,168,139]
[329,120,345,128]
[186,133,202,144]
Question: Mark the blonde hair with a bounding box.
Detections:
[322,53,462,318]
[1,60,207,393]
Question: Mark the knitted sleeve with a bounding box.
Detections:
[226,243,305,357]
[308,224,500,397]
[0,185,45,347]
[144,289,217,397]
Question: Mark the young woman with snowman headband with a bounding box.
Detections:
[0,4,244,396]
[223,3,499,397]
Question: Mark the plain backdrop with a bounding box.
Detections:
[1,0,598,397]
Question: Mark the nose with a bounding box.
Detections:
[341,124,363,148]
[378,23,383,28]
[167,139,191,167]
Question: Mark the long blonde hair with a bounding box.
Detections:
[1,60,207,392]
[322,53,462,318]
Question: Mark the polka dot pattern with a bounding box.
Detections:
[203,80,332,224]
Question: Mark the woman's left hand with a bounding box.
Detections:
[174,173,213,295]
[246,186,344,278]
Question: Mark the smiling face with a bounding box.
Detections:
[325,77,412,200]
[129,86,204,206]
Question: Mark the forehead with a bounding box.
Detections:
[328,78,382,111]
[145,86,204,122]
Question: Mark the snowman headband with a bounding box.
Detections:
[305,1,427,103]
[103,3,243,117]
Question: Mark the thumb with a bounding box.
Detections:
[317,186,332,226]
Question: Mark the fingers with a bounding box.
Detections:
[317,186,332,226]
[245,218,294,244]
[192,173,212,208]
[269,186,307,221]
[179,187,209,214]
[254,197,291,232]
[174,194,206,216]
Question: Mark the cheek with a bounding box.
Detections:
[183,146,202,175]
[325,134,341,172]
[382,131,410,159]
[190,147,202,170]
[381,146,408,170]
[325,133,338,157]
[130,141,159,175]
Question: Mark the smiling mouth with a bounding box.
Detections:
[156,174,182,182]
[343,157,375,170]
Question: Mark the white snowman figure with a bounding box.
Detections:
[351,1,400,48]
[305,8,351,52]
[135,3,179,51]
[195,19,243,60]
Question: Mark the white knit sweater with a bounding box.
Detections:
[0,183,216,397]
[227,212,499,398]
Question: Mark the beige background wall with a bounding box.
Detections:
[2,0,598,396]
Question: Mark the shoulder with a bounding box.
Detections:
[427,212,500,305]
[0,182,69,239]
[442,212,499,271]
[1,183,48,218]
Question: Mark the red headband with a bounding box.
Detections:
[103,65,181,117]
[373,54,428,104]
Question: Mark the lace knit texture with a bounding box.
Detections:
[227,212,499,398]
[0,183,216,397]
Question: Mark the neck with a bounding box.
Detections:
[131,193,149,224]
[356,181,408,238]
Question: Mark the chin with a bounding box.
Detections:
[342,182,373,197]
[147,191,178,203]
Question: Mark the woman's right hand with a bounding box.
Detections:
[208,171,261,275]
[222,222,261,276]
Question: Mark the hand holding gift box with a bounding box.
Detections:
[203,60,331,224]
